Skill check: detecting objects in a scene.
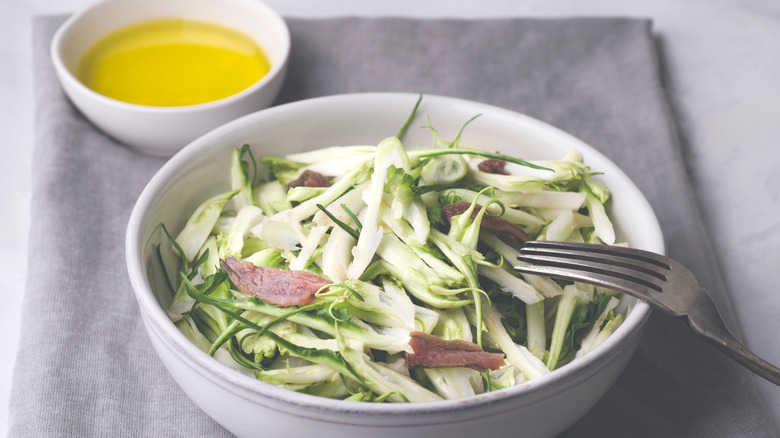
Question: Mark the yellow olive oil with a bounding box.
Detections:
[76,19,271,106]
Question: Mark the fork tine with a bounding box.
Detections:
[517,245,669,291]
[518,244,671,287]
[516,253,663,293]
[521,240,671,269]
[515,241,675,313]
[514,263,666,306]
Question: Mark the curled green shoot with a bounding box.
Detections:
[315,282,365,303]
[211,319,246,356]
[161,223,189,274]
[227,337,266,372]
[374,390,410,403]
[421,115,443,149]
[482,199,506,218]
[450,114,481,149]
[429,285,491,303]
[472,251,504,269]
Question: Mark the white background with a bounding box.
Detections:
[2,0,779,434]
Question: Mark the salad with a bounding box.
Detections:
[162,99,626,402]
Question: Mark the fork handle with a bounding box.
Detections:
[686,287,780,386]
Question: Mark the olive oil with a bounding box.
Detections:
[76,19,270,106]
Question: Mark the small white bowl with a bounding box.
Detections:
[127,93,664,437]
[51,0,290,157]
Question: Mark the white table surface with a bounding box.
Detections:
[2,0,779,434]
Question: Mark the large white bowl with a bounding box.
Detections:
[126,93,663,438]
[51,0,290,157]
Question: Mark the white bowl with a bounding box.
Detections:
[51,0,290,157]
[126,93,664,438]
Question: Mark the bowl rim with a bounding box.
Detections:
[50,0,291,114]
[126,92,662,419]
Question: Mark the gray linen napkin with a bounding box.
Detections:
[11,15,778,437]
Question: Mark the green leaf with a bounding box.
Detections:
[238,144,259,187]
[426,203,448,229]
[153,243,175,297]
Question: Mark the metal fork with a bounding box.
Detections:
[514,240,780,385]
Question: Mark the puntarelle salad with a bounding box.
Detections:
[161,97,627,403]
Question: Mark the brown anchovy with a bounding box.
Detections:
[405,331,505,372]
[477,158,510,175]
[220,256,330,307]
[288,169,332,189]
[443,201,531,243]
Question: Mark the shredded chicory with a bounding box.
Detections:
[162,100,627,402]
